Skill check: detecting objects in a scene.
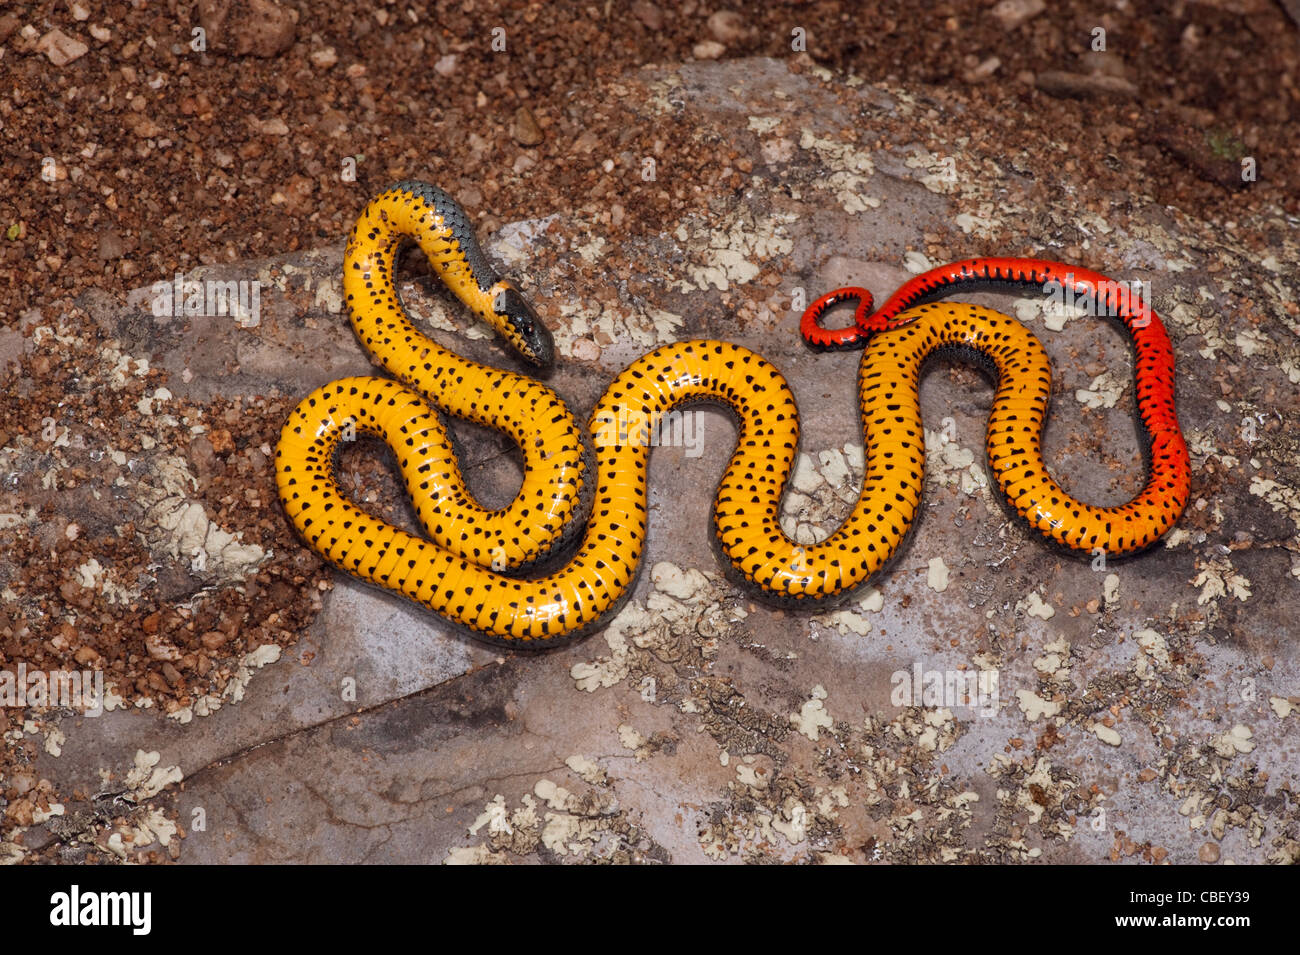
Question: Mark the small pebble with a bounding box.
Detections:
[990,0,1045,30]
[512,106,544,147]
[309,46,338,69]
[963,56,1001,83]
[692,40,726,60]
[197,0,297,58]
[200,630,229,650]
[1036,71,1138,100]
[707,10,749,44]
[97,232,124,261]
[630,1,663,30]
[36,28,89,66]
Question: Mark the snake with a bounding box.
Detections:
[275,181,1192,647]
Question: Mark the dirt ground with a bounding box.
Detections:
[1,2,1299,864]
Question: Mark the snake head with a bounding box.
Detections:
[491,280,554,369]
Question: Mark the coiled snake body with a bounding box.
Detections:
[276,182,1191,647]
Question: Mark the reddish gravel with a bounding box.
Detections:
[2,0,1296,323]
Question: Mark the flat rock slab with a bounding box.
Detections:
[15,57,1300,865]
